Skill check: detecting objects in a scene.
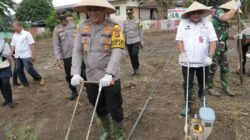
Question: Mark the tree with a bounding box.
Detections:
[44,10,57,32]
[16,0,53,21]
[0,0,16,16]
[0,0,16,31]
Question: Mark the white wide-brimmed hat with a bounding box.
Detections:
[219,0,242,13]
[181,1,212,19]
[73,0,116,14]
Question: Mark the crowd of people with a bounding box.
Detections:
[0,0,249,139]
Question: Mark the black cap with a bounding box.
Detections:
[56,9,67,20]
[126,9,134,14]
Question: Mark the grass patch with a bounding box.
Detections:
[4,123,40,140]
[35,29,52,40]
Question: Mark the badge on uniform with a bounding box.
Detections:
[82,26,90,33]
[185,25,191,30]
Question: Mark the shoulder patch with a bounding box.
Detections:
[111,24,125,49]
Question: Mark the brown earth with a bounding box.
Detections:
[0,31,250,140]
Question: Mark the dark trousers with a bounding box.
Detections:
[242,43,250,72]
[63,57,77,94]
[13,60,19,84]
[0,77,12,103]
[182,66,208,102]
[63,57,86,94]
[86,79,123,122]
[126,42,140,70]
[15,58,42,86]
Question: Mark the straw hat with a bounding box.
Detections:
[181,1,212,19]
[219,0,242,13]
[73,0,116,14]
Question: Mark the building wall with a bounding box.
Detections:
[139,9,150,20]
[76,0,155,22]
[110,0,139,22]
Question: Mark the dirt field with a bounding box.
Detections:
[0,31,250,140]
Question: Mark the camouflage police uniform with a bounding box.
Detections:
[71,19,125,140]
[208,8,235,96]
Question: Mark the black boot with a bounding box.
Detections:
[69,91,78,100]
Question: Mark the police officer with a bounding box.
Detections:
[207,0,241,96]
[71,0,124,139]
[53,9,84,100]
[124,9,144,75]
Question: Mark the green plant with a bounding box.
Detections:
[16,0,53,21]
[35,29,52,40]
[20,22,31,30]
[4,123,40,140]
[44,10,57,32]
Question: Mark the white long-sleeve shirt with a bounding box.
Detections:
[176,18,218,67]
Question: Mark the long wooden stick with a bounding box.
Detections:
[236,0,243,84]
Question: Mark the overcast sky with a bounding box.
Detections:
[14,0,81,7]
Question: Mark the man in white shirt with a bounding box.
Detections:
[11,21,44,87]
[176,2,217,116]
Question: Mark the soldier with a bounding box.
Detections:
[53,9,85,100]
[176,1,217,116]
[71,0,124,139]
[207,0,242,96]
[123,9,144,75]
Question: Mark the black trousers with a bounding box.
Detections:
[182,66,208,102]
[86,79,123,122]
[242,43,250,72]
[0,77,12,103]
[13,61,18,84]
[63,57,86,94]
[126,42,140,70]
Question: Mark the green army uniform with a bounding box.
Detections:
[207,9,235,96]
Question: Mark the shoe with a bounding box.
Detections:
[181,106,190,116]
[208,87,220,96]
[113,120,123,140]
[131,70,136,75]
[13,82,21,86]
[69,93,78,101]
[199,97,206,107]
[221,74,235,96]
[131,69,140,76]
[134,69,140,75]
[17,85,25,89]
[223,86,235,96]
[39,78,45,86]
[7,102,15,108]
[99,116,111,140]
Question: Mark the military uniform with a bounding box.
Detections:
[124,18,144,75]
[53,22,85,98]
[71,19,125,139]
[208,8,234,96]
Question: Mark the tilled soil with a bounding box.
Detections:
[0,31,249,140]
